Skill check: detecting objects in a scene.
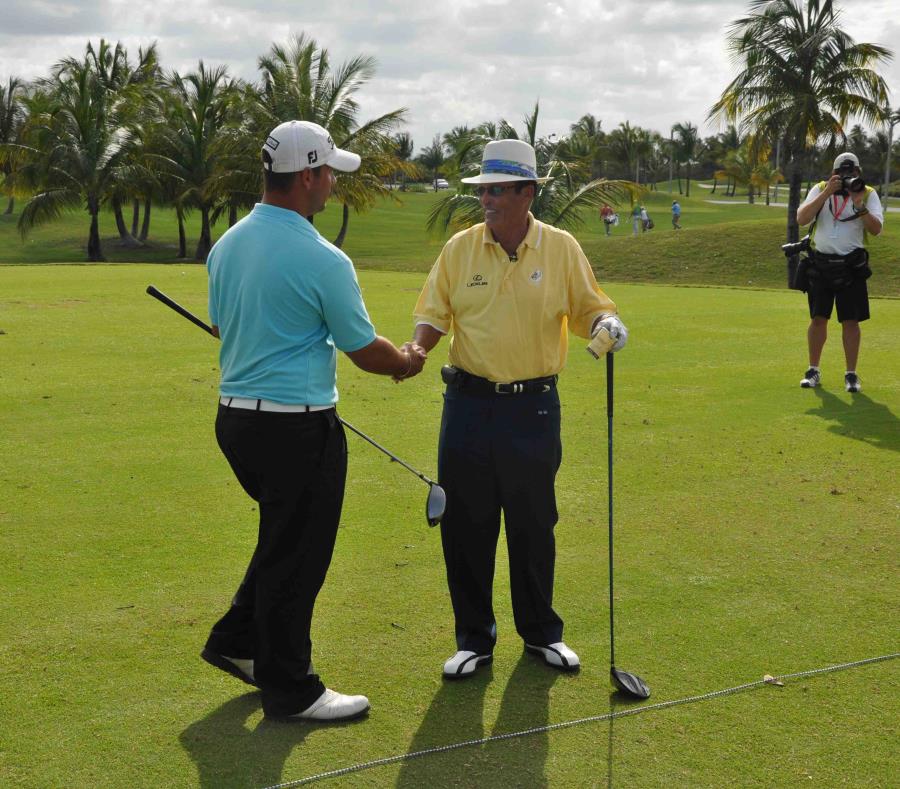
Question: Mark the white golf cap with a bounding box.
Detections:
[460,139,551,184]
[262,120,361,173]
[833,152,859,170]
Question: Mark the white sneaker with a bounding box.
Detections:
[442,650,492,679]
[291,688,370,722]
[525,641,581,671]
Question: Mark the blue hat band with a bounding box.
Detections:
[481,159,537,179]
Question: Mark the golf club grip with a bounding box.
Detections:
[146,285,215,336]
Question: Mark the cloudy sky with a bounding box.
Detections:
[3,0,898,152]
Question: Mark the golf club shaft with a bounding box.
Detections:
[147,285,216,336]
[338,418,436,487]
[607,352,616,668]
[147,285,438,488]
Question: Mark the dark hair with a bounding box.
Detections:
[261,151,299,193]
[514,181,537,196]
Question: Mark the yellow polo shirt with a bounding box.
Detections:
[414,213,616,382]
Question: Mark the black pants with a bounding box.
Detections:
[438,385,564,654]
[206,405,347,716]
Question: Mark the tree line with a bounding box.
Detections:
[0,1,896,262]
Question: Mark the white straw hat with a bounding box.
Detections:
[460,139,551,184]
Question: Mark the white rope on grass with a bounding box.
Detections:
[262,651,899,789]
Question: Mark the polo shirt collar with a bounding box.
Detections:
[253,203,316,234]
[482,212,543,250]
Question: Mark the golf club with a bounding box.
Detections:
[606,352,650,699]
[146,284,446,526]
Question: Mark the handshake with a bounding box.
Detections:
[393,341,428,382]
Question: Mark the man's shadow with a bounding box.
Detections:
[808,389,900,452]
[396,653,559,787]
[180,692,312,788]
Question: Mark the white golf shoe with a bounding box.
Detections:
[442,650,492,679]
[289,688,370,722]
[201,648,257,686]
[525,641,581,672]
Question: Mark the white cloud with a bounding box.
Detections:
[2,0,897,155]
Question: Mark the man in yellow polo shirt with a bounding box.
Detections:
[412,139,628,679]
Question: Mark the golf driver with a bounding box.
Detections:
[146,285,446,526]
[605,352,650,699]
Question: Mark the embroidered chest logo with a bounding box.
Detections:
[467,273,488,288]
[529,270,543,284]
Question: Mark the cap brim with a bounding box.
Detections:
[460,173,552,184]
[329,148,361,173]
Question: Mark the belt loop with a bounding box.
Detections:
[227,397,233,407]
[255,399,261,411]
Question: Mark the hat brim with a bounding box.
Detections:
[460,173,552,184]
[328,148,361,173]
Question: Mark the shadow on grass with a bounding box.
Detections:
[180,691,314,788]
[607,690,652,789]
[808,389,900,452]
[396,653,560,787]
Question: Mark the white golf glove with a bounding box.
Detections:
[592,315,628,352]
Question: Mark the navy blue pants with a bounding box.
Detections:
[206,405,347,717]
[438,385,564,654]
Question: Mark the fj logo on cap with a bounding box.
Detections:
[308,150,318,164]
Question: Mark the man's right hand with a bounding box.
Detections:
[822,173,843,197]
[393,342,427,382]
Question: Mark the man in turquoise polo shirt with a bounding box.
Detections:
[203,120,426,721]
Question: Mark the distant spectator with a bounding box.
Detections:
[600,203,615,236]
[631,203,641,236]
[640,205,650,232]
[672,200,682,229]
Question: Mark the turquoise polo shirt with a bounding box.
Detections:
[207,203,376,405]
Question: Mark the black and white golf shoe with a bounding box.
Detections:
[201,648,257,687]
[525,641,581,672]
[844,372,861,393]
[800,368,821,388]
[442,650,492,679]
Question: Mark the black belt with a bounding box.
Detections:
[442,365,557,395]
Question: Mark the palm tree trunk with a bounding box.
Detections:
[176,206,186,258]
[711,177,717,194]
[332,203,350,249]
[139,199,151,241]
[686,163,691,197]
[195,206,212,260]
[228,204,237,227]
[87,202,105,262]
[131,199,140,237]
[4,196,13,214]
[112,199,140,246]
[785,158,803,287]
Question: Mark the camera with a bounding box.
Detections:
[836,160,865,193]
[782,234,811,257]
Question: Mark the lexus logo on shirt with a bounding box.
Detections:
[467,274,488,287]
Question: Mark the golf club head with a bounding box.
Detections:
[426,484,446,527]
[611,667,650,699]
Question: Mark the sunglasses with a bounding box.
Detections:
[474,184,519,197]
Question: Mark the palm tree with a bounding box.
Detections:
[417,135,446,190]
[0,76,28,214]
[881,105,900,202]
[672,121,701,197]
[13,42,143,261]
[157,62,236,260]
[710,0,891,253]
[752,159,785,204]
[248,34,408,247]
[393,132,415,190]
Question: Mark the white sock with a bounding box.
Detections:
[845,370,856,375]
[808,365,820,372]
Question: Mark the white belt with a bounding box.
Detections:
[220,396,334,413]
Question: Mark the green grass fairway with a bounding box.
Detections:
[1,265,897,788]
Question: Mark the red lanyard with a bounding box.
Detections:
[831,193,850,219]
